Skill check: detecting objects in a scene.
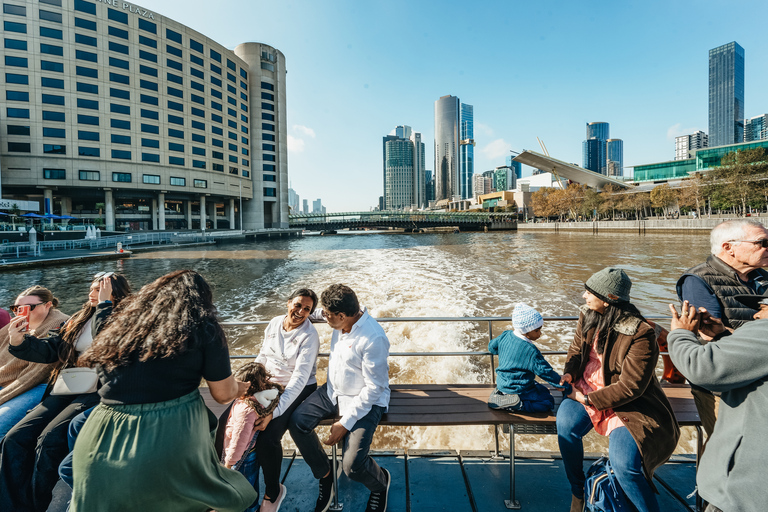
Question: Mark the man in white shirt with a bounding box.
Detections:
[289,284,390,512]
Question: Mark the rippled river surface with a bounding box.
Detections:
[0,231,710,453]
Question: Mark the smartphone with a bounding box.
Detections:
[15,305,30,332]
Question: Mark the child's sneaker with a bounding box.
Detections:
[488,389,522,411]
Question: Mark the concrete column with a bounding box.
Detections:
[209,201,217,230]
[229,199,236,230]
[199,195,207,232]
[158,192,166,231]
[151,198,158,230]
[185,199,192,230]
[104,189,115,232]
[60,197,71,217]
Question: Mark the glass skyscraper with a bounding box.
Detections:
[606,139,623,177]
[582,122,609,174]
[709,42,745,147]
[382,125,425,209]
[434,95,474,201]
[744,114,768,142]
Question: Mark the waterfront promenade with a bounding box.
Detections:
[518,216,765,233]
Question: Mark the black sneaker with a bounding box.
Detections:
[314,472,335,512]
[365,468,390,512]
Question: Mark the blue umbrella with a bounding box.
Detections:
[58,214,79,220]
[21,213,45,218]
[0,211,9,216]
[43,213,61,219]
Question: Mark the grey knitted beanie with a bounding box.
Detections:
[585,267,631,304]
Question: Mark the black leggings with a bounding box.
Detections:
[0,391,100,512]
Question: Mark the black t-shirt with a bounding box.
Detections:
[96,328,232,405]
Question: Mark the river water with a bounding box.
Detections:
[0,231,710,453]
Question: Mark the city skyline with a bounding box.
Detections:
[99,0,768,212]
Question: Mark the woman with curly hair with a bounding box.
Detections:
[71,270,257,512]
[0,273,130,512]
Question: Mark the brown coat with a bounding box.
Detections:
[0,308,70,404]
[563,307,680,482]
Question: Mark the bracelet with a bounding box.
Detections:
[583,394,591,407]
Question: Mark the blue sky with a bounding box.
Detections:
[148,0,768,212]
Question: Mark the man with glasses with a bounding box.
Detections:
[289,284,391,512]
[676,219,768,438]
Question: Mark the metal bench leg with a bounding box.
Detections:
[695,426,703,512]
[330,442,343,511]
[505,424,521,509]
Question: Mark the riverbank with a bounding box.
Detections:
[517,217,754,233]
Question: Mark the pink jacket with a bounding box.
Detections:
[222,399,259,467]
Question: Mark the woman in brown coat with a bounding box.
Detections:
[557,268,680,512]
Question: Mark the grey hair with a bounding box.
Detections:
[710,219,766,254]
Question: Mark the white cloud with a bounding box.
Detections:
[474,122,494,137]
[479,138,512,160]
[293,125,316,138]
[666,123,702,140]
[287,134,305,153]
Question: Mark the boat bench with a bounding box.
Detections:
[203,382,701,511]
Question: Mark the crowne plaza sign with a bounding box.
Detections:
[97,0,156,20]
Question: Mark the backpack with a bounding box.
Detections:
[584,457,631,511]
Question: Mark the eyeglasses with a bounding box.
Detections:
[729,239,768,248]
[9,303,45,314]
[93,271,115,279]
[321,309,337,318]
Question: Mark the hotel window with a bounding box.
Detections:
[168,128,184,139]
[5,56,28,68]
[262,123,274,131]
[190,39,203,53]
[192,147,205,156]
[229,155,237,163]
[42,111,65,122]
[227,84,236,94]
[263,164,275,171]
[242,170,249,177]
[138,18,156,34]
[194,179,207,188]
[39,10,62,23]
[211,89,222,99]
[108,26,128,39]
[8,142,31,152]
[76,82,98,94]
[230,167,238,175]
[262,144,275,151]
[43,144,66,154]
[190,54,203,66]
[212,126,223,135]
[191,133,205,143]
[79,170,100,181]
[212,151,223,160]
[140,94,158,105]
[141,109,158,120]
[211,114,222,123]
[7,125,30,135]
[78,147,99,157]
[240,80,247,90]
[261,102,274,111]
[76,66,97,78]
[191,120,205,131]
[191,107,204,117]
[43,169,65,179]
[263,174,276,182]
[4,37,27,49]
[74,17,96,31]
[264,188,276,197]
[6,73,28,84]
[110,88,130,99]
[3,21,26,34]
[110,119,130,130]
[261,62,274,72]
[211,76,222,87]
[263,154,275,162]
[261,82,274,91]
[192,160,206,169]
[109,57,129,70]
[210,49,221,62]
[262,133,275,141]
[112,149,131,160]
[191,94,204,105]
[167,58,182,71]
[190,67,204,79]
[3,4,26,15]
[261,92,274,101]
[139,50,157,62]
[108,8,128,24]
[109,72,129,85]
[140,79,158,91]
[111,134,131,144]
[112,172,132,182]
[212,163,223,172]
[41,77,64,89]
[167,44,182,57]
[167,72,183,85]
[139,34,156,48]
[76,50,97,62]
[108,42,129,55]
[77,98,98,110]
[191,81,204,92]
[166,28,182,44]
[7,107,30,118]
[141,138,159,148]
[143,175,161,184]
[110,103,130,115]
[78,130,99,140]
[167,86,183,98]
[40,43,63,55]
[75,33,97,46]
[228,142,237,151]
[170,177,186,186]
[241,136,249,144]
[240,69,248,79]
[6,91,29,102]
[169,156,184,166]
[140,65,157,77]
[142,153,160,163]
[212,139,223,148]
[169,142,184,153]
[40,26,62,38]
[227,72,236,83]
[42,94,65,105]
[40,0,62,6]
[262,113,274,121]
[140,124,158,133]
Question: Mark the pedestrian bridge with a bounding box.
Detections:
[288,211,517,232]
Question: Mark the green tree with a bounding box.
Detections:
[650,184,677,218]
[704,148,768,215]
[530,187,557,220]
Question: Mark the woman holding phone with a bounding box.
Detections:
[0,286,69,440]
[0,273,131,512]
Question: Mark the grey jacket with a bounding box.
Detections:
[667,321,768,512]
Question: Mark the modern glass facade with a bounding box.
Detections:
[382,127,425,209]
[709,42,745,147]
[582,122,609,174]
[744,114,768,142]
[459,103,474,200]
[586,122,609,141]
[434,95,459,201]
[606,139,623,177]
[0,0,288,229]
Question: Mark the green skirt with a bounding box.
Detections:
[71,390,258,512]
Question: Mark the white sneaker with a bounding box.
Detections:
[260,484,287,512]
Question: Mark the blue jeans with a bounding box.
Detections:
[518,383,555,413]
[236,448,260,512]
[58,406,95,490]
[556,398,659,512]
[0,383,47,440]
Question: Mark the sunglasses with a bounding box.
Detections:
[9,303,46,314]
[94,271,115,279]
[729,239,768,248]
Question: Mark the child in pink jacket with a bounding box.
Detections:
[222,362,282,471]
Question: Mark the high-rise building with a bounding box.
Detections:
[606,139,624,177]
[312,199,323,214]
[482,170,496,190]
[582,122,609,174]
[505,156,523,180]
[744,114,768,142]
[434,95,474,201]
[473,174,492,198]
[383,126,425,209]
[381,134,398,210]
[288,188,300,213]
[302,199,309,214]
[425,170,435,203]
[675,131,709,160]
[0,1,288,230]
[709,42,745,147]
[494,166,515,191]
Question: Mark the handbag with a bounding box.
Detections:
[51,367,99,395]
[584,457,631,511]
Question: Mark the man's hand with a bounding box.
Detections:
[696,307,727,338]
[559,373,573,386]
[254,413,273,432]
[323,421,348,446]
[669,301,699,332]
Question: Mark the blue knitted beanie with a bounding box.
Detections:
[512,303,544,333]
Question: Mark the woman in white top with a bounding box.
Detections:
[0,273,131,512]
[247,288,320,512]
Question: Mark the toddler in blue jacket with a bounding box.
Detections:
[488,303,566,412]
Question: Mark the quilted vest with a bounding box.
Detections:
[676,254,768,329]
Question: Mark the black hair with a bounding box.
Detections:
[288,288,318,313]
[321,284,359,316]
[581,300,645,355]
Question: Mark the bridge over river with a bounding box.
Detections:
[288,211,517,232]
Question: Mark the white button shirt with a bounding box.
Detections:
[326,309,390,430]
[255,315,319,419]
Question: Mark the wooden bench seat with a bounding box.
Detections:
[202,382,701,510]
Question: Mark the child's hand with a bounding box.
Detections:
[559,373,573,386]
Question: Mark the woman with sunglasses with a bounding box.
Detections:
[0,273,131,512]
[0,286,69,440]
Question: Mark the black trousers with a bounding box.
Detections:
[256,383,316,499]
[0,391,100,512]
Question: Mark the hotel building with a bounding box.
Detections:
[0,0,288,230]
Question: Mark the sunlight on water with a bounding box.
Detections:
[0,231,710,454]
